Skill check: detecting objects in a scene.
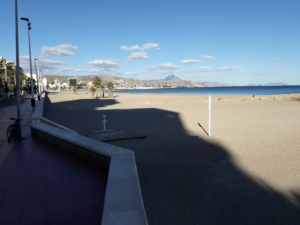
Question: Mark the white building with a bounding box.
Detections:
[42,78,48,87]
[54,79,61,85]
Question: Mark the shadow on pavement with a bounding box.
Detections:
[43,93,300,225]
[0,95,32,109]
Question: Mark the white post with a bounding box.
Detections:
[208,95,211,136]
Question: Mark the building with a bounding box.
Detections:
[67,78,77,87]
[54,79,61,85]
[42,78,48,87]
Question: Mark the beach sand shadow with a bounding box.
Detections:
[43,94,300,225]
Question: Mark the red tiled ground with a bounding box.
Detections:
[0,128,108,225]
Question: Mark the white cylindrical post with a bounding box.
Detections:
[208,95,211,136]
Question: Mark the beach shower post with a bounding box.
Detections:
[208,95,211,136]
[102,115,107,131]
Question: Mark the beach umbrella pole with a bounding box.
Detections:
[208,95,211,136]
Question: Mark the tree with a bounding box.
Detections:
[7,84,16,95]
[6,62,16,84]
[20,73,27,86]
[0,58,7,82]
[106,82,114,98]
[0,72,5,83]
[73,86,77,94]
[92,76,102,89]
[90,86,96,98]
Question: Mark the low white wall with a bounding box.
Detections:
[29,93,148,225]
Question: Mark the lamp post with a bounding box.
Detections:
[20,17,35,109]
[39,70,43,92]
[15,0,22,138]
[34,58,40,100]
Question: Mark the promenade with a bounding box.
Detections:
[0,96,107,224]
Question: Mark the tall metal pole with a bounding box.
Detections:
[34,59,40,99]
[27,24,35,108]
[15,0,22,138]
[35,59,40,97]
[39,70,43,92]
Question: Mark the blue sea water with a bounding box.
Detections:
[116,86,300,95]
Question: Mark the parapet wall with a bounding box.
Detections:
[29,92,148,225]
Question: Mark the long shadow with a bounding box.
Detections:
[43,93,300,225]
[0,94,32,109]
[198,122,209,136]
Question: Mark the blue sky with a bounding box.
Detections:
[1,0,299,85]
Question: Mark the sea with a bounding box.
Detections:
[115,86,300,95]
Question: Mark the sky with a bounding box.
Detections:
[1,0,299,85]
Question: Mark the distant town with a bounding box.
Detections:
[0,56,289,91]
[42,74,289,90]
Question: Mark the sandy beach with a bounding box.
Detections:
[44,92,300,224]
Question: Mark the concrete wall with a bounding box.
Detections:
[29,93,148,225]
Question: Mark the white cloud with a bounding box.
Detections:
[181,59,201,64]
[87,60,120,69]
[146,63,180,71]
[120,43,160,51]
[60,67,74,72]
[239,70,248,73]
[154,70,174,75]
[202,55,217,60]
[142,43,159,50]
[75,68,122,76]
[216,66,239,71]
[120,45,140,51]
[187,66,212,73]
[41,44,78,57]
[126,52,149,61]
[187,65,239,73]
[20,56,68,74]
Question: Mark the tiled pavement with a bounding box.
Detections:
[0,97,108,224]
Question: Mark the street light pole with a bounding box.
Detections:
[34,58,40,100]
[39,70,43,92]
[15,0,22,139]
[20,17,35,109]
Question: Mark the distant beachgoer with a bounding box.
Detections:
[253,95,255,98]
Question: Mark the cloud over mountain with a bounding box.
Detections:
[87,60,120,69]
[146,63,180,71]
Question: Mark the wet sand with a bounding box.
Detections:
[44,92,300,225]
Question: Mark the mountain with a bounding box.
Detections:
[264,82,288,86]
[164,75,182,82]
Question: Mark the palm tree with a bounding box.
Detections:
[92,76,102,97]
[20,73,27,86]
[106,82,114,98]
[6,62,16,84]
[92,76,102,88]
[0,58,8,82]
